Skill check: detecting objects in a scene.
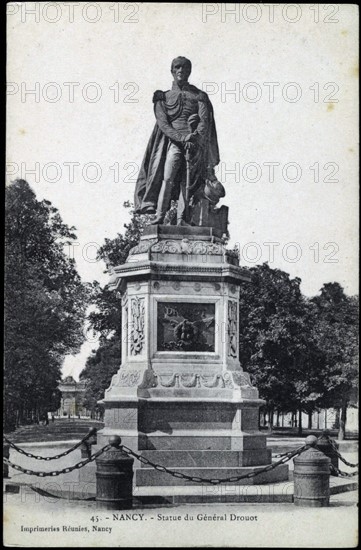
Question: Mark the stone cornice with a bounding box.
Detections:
[108,261,251,290]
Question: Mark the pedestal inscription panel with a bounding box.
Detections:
[157,302,215,352]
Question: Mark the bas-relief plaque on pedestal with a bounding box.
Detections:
[157,301,215,352]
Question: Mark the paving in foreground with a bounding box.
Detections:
[3,490,359,548]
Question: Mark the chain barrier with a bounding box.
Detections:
[4,438,357,486]
[117,443,310,485]
[323,436,359,468]
[315,437,359,477]
[3,445,111,478]
[329,463,359,479]
[273,449,297,459]
[4,441,308,486]
[3,430,97,462]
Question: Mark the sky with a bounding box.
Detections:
[7,3,358,379]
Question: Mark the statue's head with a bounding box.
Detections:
[171,56,192,85]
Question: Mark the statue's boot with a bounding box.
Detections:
[140,204,156,214]
[151,180,173,225]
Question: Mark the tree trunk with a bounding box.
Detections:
[294,412,298,428]
[276,411,280,427]
[281,413,284,428]
[15,407,19,427]
[308,411,313,430]
[298,409,303,435]
[269,408,274,429]
[338,399,348,440]
[334,408,340,429]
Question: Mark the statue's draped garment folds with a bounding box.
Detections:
[134,83,220,215]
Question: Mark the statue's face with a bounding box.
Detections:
[171,59,191,85]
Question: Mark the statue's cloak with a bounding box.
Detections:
[134,93,220,214]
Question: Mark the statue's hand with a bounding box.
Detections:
[184,141,196,153]
[184,133,199,153]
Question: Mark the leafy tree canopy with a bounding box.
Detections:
[5,179,89,430]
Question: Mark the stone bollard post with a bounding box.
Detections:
[80,427,98,459]
[3,442,10,478]
[293,435,331,507]
[316,430,339,469]
[96,436,134,510]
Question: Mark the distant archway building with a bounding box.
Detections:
[57,376,90,417]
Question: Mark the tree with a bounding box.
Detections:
[80,337,121,417]
[80,203,152,410]
[311,283,359,439]
[238,263,326,433]
[4,179,89,430]
[87,201,151,337]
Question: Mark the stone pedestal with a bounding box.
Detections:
[97,226,288,490]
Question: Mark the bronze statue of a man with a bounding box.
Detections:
[134,56,223,225]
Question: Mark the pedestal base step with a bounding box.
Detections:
[135,481,294,504]
[139,432,267,451]
[135,464,289,487]
[139,449,272,468]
